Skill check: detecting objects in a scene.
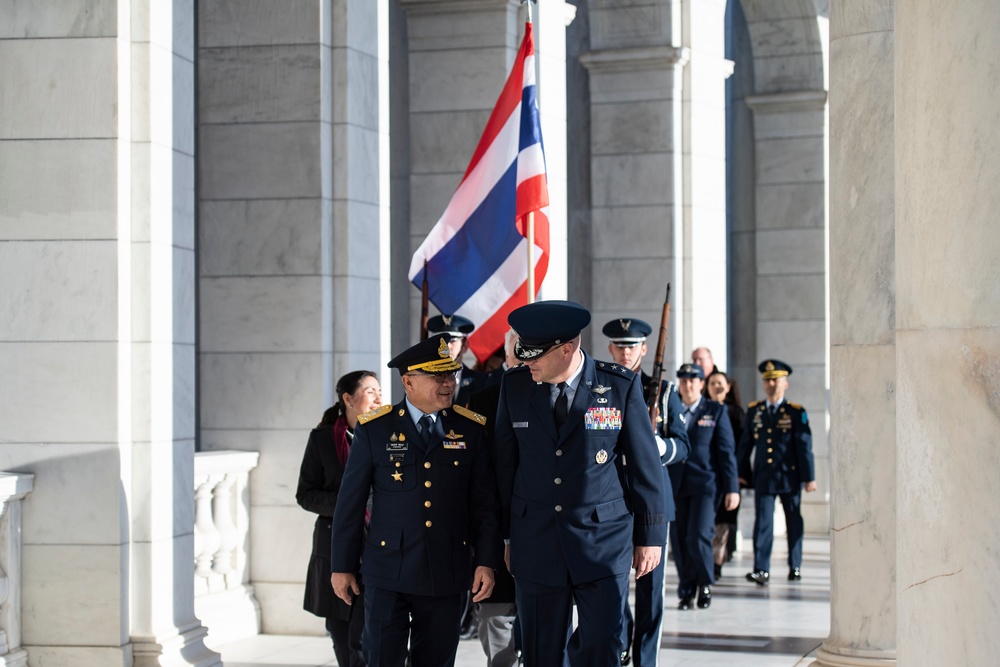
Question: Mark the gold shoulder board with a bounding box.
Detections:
[748,400,762,409]
[357,404,393,424]
[453,404,487,426]
[787,402,803,410]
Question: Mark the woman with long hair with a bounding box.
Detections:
[296,370,381,667]
[706,370,745,578]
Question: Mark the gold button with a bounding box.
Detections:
[554,478,562,485]
[767,448,773,453]
[424,500,431,508]
[754,434,759,440]
[425,481,432,488]
[767,439,772,444]
[454,460,459,466]
[395,462,400,467]
[767,429,772,433]
[424,462,431,469]
[791,465,797,470]
[425,520,432,528]
[380,540,386,546]
[767,458,773,464]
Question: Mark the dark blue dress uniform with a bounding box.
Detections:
[668,365,738,608]
[494,301,667,667]
[737,360,815,582]
[331,335,500,667]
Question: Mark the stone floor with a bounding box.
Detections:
[210,535,829,667]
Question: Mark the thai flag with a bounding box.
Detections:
[408,22,549,363]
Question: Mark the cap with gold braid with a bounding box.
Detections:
[758,359,792,379]
[387,334,463,376]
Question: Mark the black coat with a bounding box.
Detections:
[296,420,354,620]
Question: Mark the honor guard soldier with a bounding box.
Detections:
[603,318,689,666]
[669,364,739,611]
[427,314,486,406]
[330,334,500,667]
[494,301,667,667]
[737,359,817,586]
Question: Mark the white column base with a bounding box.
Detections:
[813,645,897,667]
[132,622,221,667]
[0,649,28,667]
[196,584,262,647]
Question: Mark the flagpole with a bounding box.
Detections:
[523,0,536,304]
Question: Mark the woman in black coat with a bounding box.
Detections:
[706,370,745,577]
[296,370,382,667]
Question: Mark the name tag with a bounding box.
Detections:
[387,442,408,451]
[513,421,529,428]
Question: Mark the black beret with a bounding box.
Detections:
[758,359,792,379]
[676,363,704,379]
[387,334,463,375]
[426,314,475,337]
[602,318,652,345]
[508,300,591,361]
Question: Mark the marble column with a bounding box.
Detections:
[198,0,387,634]
[819,1,896,665]
[580,0,688,367]
[893,1,1000,664]
[0,1,217,664]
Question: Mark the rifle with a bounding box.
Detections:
[646,283,671,432]
[419,260,430,340]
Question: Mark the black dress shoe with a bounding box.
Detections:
[714,563,723,578]
[620,648,631,665]
[788,567,802,581]
[745,570,770,586]
[678,596,694,610]
[697,586,712,609]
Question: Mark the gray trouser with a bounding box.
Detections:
[477,602,518,667]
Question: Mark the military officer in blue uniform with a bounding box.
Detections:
[494,301,667,667]
[427,314,486,406]
[330,334,500,667]
[603,318,689,666]
[737,359,817,586]
[669,363,739,610]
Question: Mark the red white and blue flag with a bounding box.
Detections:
[408,22,550,363]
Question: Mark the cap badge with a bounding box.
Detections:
[595,449,608,464]
[437,338,450,358]
[765,360,775,371]
[621,319,631,331]
[442,314,453,326]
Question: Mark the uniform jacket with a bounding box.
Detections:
[737,399,815,494]
[295,419,352,620]
[330,400,500,597]
[494,353,667,586]
[455,364,486,407]
[668,399,738,502]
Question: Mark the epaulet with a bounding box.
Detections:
[357,404,392,424]
[452,404,487,426]
[748,400,762,409]
[596,361,635,378]
[787,402,804,410]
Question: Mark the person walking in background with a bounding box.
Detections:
[705,370,745,577]
[296,370,383,667]
[738,360,817,586]
[494,301,667,667]
[603,317,689,666]
[669,364,739,611]
[426,313,486,407]
[330,334,499,667]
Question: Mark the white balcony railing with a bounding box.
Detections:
[194,450,261,647]
[0,472,33,667]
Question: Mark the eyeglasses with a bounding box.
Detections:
[406,371,459,384]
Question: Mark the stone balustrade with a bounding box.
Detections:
[193,451,261,647]
[0,472,33,667]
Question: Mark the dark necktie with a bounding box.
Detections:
[768,405,776,418]
[418,414,434,445]
[554,382,569,428]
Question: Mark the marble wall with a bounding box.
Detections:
[197,0,387,635]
